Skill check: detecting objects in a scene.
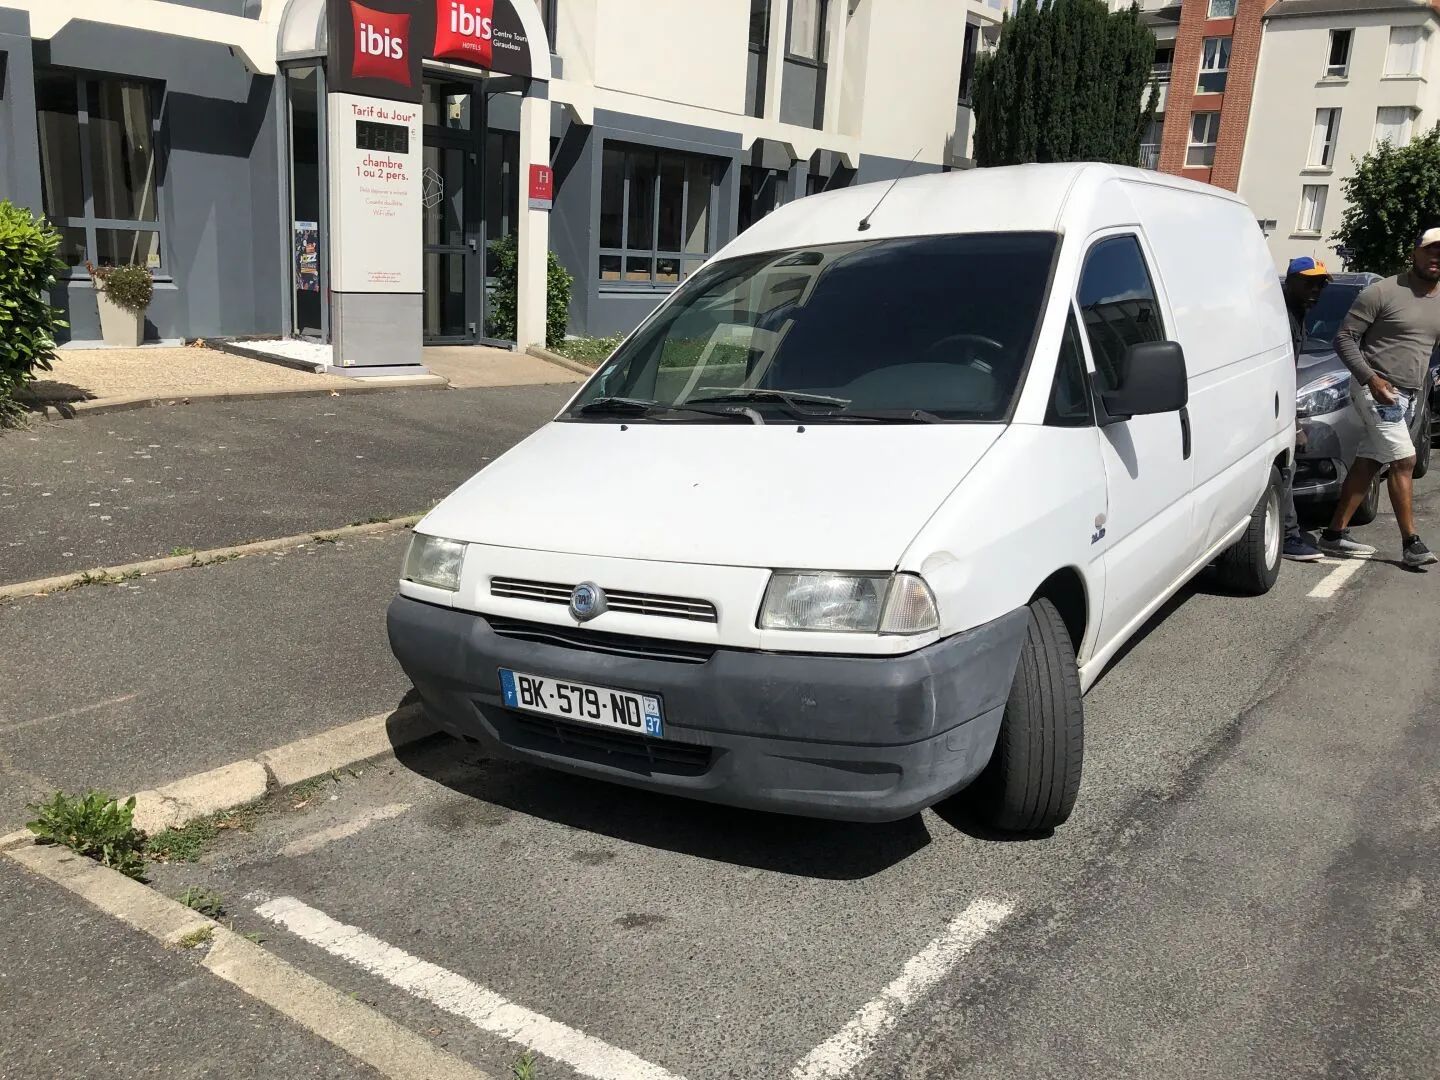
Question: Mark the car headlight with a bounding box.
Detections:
[402,533,466,591]
[759,572,939,634]
[1297,371,1351,418]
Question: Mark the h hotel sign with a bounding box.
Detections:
[328,0,540,101]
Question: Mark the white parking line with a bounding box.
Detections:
[255,896,688,1080]
[790,898,1014,1080]
[279,803,412,858]
[1308,557,1368,598]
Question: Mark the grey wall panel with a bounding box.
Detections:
[854,153,943,186]
[0,10,42,212]
[779,59,819,129]
[37,23,281,341]
[548,116,593,336]
[586,290,667,340]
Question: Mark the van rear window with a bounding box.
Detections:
[566,232,1059,424]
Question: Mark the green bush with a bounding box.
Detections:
[0,201,67,424]
[26,791,148,880]
[485,233,574,348]
[91,262,154,313]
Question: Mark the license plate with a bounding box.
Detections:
[499,669,664,737]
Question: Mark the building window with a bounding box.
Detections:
[1374,106,1416,148]
[1186,111,1220,167]
[959,22,980,105]
[750,0,770,49]
[1309,108,1341,167]
[1207,0,1237,17]
[599,144,715,285]
[1197,36,1231,93]
[1385,25,1427,76]
[1153,46,1174,80]
[1326,29,1353,78]
[36,69,163,276]
[787,0,824,63]
[1296,185,1328,234]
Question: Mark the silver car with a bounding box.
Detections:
[1293,273,1434,525]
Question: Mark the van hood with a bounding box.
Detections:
[418,421,1004,569]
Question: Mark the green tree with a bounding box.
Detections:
[973,0,1158,168]
[1333,125,1440,274]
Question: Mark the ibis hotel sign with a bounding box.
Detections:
[328,0,544,102]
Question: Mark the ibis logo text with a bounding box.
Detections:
[350,1,412,86]
[433,0,495,66]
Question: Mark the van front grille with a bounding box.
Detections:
[500,714,715,777]
[489,577,718,623]
[486,617,716,665]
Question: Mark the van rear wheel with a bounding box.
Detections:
[973,598,1084,835]
[1214,466,1282,595]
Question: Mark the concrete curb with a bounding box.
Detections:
[0,514,423,602]
[5,841,489,1080]
[525,345,598,376]
[22,376,449,421]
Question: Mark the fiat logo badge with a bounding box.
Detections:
[569,582,606,623]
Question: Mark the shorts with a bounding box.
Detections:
[1350,378,1417,464]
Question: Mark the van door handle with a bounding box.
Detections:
[1179,407,1192,460]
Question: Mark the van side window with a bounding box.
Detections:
[1077,235,1166,391]
[1045,312,1093,427]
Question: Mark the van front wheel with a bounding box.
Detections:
[1214,466,1283,595]
[972,598,1084,835]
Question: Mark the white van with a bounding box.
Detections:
[388,163,1294,834]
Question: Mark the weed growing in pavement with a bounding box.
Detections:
[510,1052,539,1080]
[188,551,242,568]
[169,546,195,557]
[176,887,226,918]
[26,791,148,880]
[148,774,339,862]
[177,926,214,949]
[312,533,338,544]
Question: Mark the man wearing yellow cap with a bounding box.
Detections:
[1322,230,1440,567]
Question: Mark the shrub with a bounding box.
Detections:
[0,201,67,424]
[26,791,148,880]
[90,262,154,313]
[485,233,574,348]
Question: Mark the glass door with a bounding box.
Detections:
[422,81,482,344]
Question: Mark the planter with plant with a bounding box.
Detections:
[89,261,154,347]
[0,200,67,426]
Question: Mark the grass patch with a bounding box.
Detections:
[312,533,338,545]
[510,1051,539,1080]
[176,887,226,918]
[177,926,214,949]
[169,546,195,557]
[147,774,339,863]
[26,791,148,880]
[550,334,622,366]
[59,568,143,591]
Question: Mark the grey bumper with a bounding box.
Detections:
[386,596,1030,822]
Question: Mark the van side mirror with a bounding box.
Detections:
[1092,340,1188,425]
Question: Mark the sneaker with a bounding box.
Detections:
[1283,534,1324,562]
[1318,530,1378,559]
[1403,536,1439,568]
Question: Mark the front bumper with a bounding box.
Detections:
[386,596,1029,822]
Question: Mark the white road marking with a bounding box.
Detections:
[280,803,412,858]
[790,898,1014,1080]
[1308,557,1368,598]
[255,896,688,1080]
[0,692,140,735]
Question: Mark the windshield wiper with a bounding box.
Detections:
[574,396,762,423]
[823,408,945,424]
[684,388,849,420]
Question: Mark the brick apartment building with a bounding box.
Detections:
[1153,0,1270,191]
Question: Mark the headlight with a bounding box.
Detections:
[402,533,466,591]
[1297,371,1351,418]
[759,572,939,634]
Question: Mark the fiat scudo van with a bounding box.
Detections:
[388,163,1294,834]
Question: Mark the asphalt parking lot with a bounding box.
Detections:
[137,491,1439,1080]
[3,394,1437,1080]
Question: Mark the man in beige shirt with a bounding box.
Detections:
[1322,230,1440,568]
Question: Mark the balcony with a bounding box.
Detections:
[1139,144,1161,169]
[1152,62,1173,80]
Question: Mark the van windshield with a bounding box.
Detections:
[563,232,1059,424]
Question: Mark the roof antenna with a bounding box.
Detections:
[857,148,923,232]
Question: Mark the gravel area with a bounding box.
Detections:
[27,347,351,404]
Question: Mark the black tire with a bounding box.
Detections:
[974,598,1084,835]
[1413,404,1431,479]
[1214,466,1283,595]
[1351,470,1384,527]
